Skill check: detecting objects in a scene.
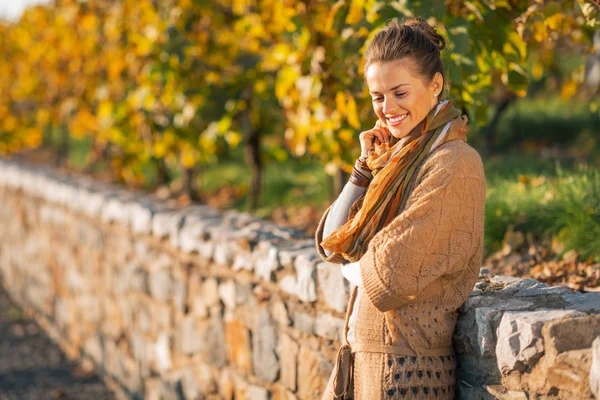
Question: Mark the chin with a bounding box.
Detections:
[389,126,413,140]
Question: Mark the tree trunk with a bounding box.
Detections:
[485,95,515,156]
[154,157,169,187]
[55,124,69,168]
[239,89,262,212]
[181,165,201,202]
[244,134,262,211]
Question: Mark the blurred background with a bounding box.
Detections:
[0,0,599,287]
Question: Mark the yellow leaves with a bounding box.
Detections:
[23,127,43,148]
[79,13,98,33]
[532,21,547,43]
[69,108,97,139]
[276,65,300,100]
[254,79,268,95]
[225,130,242,148]
[335,91,360,129]
[205,71,221,85]
[346,0,365,25]
[505,32,527,60]
[325,0,345,33]
[36,109,51,126]
[346,96,360,129]
[335,92,346,115]
[3,115,17,132]
[532,63,544,80]
[338,129,355,144]
[153,140,169,158]
[560,80,578,100]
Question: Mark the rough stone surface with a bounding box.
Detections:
[252,308,279,383]
[496,309,584,374]
[224,317,253,375]
[591,336,600,398]
[316,262,348,313]
[297,346,333,400]
[315,312,344,341]
[278,334,298,391]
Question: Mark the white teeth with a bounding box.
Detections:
[388,114,407,123]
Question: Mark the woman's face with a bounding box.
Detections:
[365,58,443,139]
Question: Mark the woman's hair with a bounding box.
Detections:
[364,17,447,94]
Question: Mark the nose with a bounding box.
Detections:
[382,95,396,115]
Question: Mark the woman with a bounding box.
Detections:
[315,17,486,400]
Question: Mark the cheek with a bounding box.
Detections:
[372,103,384,117]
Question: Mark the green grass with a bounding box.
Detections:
[485,161,600,261]
[199,154,331,218]
[493,96,599,153]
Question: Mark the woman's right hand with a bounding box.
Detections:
[358,119,391,158]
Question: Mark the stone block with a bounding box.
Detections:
[126,197,157,234]
[253,240,280,280]
[247,385,269,400]
[278,239,315,269]
[542,314,600,358]
[176,316,203,355]
[297,346,333,400]
[317,262,348,313]
[278,334,299,391]
[496,309,584,374]
[590,336,600,398]
[563,292,600,312]
[315,312,344,341]
[152,208,185,240]
[224,317,253,375]
[294,253,318,303]
[546,349,592,397]
[193,361,217,396]
[199,315,227,367]
[292,311,315,335]
[270,299,290,327]
[218,280,253,310]
[253,307,279,383]
[152,332,173,373]
[485,385,527,400]
[467,299,533,356]
[279,255,318,303]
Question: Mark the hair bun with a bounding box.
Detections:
[403,17,446,52]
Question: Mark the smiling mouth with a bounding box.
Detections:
[386,114,408,126]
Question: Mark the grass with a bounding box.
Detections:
[199,153,332,218]
[485,161,600,261]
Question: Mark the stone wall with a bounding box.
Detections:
[0,157,599,400]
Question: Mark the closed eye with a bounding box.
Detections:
[372,92,407,102]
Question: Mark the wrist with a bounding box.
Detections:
[355,155,371,172]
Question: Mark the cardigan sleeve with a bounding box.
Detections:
[359,143,486,312]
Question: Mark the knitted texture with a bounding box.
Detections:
[317,140,486,399]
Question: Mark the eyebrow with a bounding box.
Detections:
[369,84,409,95]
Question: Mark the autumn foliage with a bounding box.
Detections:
[0,0,597,196]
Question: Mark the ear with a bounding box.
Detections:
[430,72,443,96]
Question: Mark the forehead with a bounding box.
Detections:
[365,58,422,92]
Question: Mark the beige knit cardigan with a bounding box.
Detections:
[315,140,486,400]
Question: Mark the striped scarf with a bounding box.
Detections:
[320,100,469,263]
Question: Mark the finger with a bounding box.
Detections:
[374,131,385,144]
[374,127,389,143]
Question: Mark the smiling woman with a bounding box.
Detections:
[315,17,487,400]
